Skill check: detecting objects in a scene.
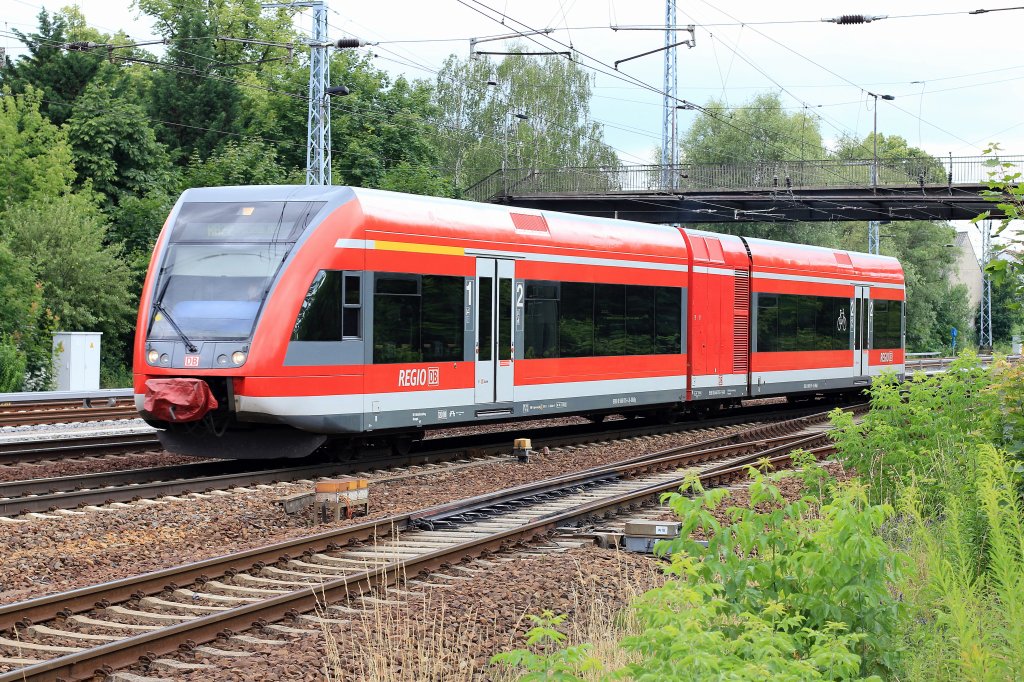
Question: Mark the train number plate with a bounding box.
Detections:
[184,354,201,368]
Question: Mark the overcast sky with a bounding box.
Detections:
[4,0,1023,249]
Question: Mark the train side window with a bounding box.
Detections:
[374,274,421,363]
[372,273,464,364]
[873,299,903,349]
[342,274,361,338]
[521,280,683,358]
[422,275,464,362]
[595,283,626,355]
[560,282,595,357]
[292,270,342,341]
[777,295,798,351]
[654,287,682,354]
[757,293,852,352]
[756,294,779,353]
[524,281,558,359]
[478,277,492,362]
[625,286,655,355]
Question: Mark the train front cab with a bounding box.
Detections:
[133,186,357,458]
[743,238,905,398]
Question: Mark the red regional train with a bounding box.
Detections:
[133,186,905,459]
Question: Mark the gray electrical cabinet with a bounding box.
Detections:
[52,332,102,391]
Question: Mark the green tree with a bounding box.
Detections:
[2,9,108,125]
[680,93,840,245]
[145,0,244,161]
[432,50,619,191]
[248,49,448,192]
[109,190,176,270]
[682,92,825,165]
[978,260,1024,347]
[0,194,135,379]
[975,143,1024,316]
[0,242,48,391]
[181,138,300,188]
[66,79,174,206]
[879,220,968,351]
[833,132,947,185]
[0,86,76,204]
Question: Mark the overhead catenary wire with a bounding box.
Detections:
[3,2,1012,223]
[450,1,915,210]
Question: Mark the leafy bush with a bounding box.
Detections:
[829,354,998,512]
[491,612,602,681]
[623,469,904,679]
[0,336,27,392]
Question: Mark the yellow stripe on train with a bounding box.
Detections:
[373,240,465,256]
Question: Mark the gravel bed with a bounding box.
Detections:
[0,451,207,483]
[423,414,599,439]
[0,423,753,604]
[0,418,154,442]
[128,545,665,682]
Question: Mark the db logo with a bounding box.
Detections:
[398,367,440,387]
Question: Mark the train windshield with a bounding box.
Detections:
[148,201,324,341]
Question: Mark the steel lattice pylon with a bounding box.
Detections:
[306,2,331,186]
[660,0,678,191]
[262,1,332,186]
[979,219,993,348]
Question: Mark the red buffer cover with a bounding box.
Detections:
[144,378,219,422]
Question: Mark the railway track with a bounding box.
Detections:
[0,405,857,680]
[0,401,843,517]
[0,391,137,429]
[0,432,160,466]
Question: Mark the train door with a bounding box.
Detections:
[475,258,514,404]
[854,285,871,376]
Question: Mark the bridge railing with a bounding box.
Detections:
[462,155,1023,201]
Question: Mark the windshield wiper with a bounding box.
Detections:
[153,301,198,354]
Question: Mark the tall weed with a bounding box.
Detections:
[899,445,1024,681]
[830,354,996,515]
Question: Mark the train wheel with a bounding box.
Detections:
[659,409,679,425]
[391,434,414,457]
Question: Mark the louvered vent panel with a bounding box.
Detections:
[733,271,750,373]
[511,212,549,233]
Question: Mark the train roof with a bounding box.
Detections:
[173,186,903,284]
[742,235,904,285]
[178,185,688,265]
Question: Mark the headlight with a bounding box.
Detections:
[231,351,247,365]
[217,354,229,366]
[159,353,170,365]
[147,349,159,364]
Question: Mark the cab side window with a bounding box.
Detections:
[292,271,361,341]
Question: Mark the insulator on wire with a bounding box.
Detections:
[822,14,887,25]
[334,38,363,49]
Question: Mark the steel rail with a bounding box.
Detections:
[0,407,841,624]
[0,398,833,468]
[0,401,845,515]
[0,462,354,517]
[0,421,839,681]
[0,433,160,464]
[0,403,851,679]
[0,406,138,428]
